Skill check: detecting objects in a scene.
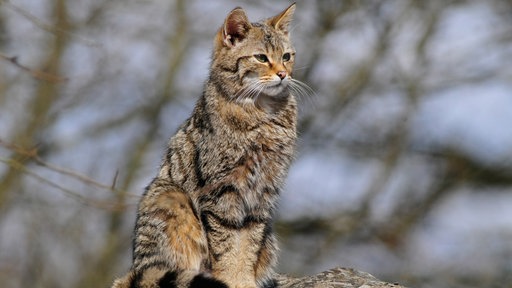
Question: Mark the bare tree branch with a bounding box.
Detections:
[0,52,68,82]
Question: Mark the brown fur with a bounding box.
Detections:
[112,4,306,288]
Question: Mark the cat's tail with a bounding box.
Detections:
[111,269,228,288]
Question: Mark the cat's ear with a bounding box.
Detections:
[267,3,296,35]
[222,7,251,48]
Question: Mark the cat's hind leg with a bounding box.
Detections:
[125,180,227,288]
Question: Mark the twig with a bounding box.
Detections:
[0,52,68,83]
[0,139,139,199]
[0,157,135,211]
[111,170,119,190]
[33,156,126,193]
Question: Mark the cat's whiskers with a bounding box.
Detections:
[289,78,314,99]
[292,65,309,72]
[235,80,265,104]
[235,78,314,107]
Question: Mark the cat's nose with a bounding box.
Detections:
[276,71,287,80]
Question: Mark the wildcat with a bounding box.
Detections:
[112,3,307,288]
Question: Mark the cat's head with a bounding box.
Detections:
[212,4,297,103]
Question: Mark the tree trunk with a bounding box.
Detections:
[276,267,406,288]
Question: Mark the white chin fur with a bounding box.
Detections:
[263,85,284,96]
[263,79,289,96]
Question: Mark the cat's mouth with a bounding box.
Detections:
[237,76,290,102]
[263,79,289,96]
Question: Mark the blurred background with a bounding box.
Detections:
[1,0,512,287]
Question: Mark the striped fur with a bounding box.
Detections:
[112,4,301,288]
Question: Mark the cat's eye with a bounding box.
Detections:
[254,54,269,63]
[282,53,291,62]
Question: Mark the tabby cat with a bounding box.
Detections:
[112,3,306,288]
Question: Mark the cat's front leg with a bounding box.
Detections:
[201,211,275,288]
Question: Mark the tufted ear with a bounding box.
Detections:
[222,7,251,48]
[267,3,296,35]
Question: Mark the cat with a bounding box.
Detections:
[111,3,308,288]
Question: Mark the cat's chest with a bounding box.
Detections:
[188,119,295,221]
[203,125,293,192]
[212,137,286,218]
